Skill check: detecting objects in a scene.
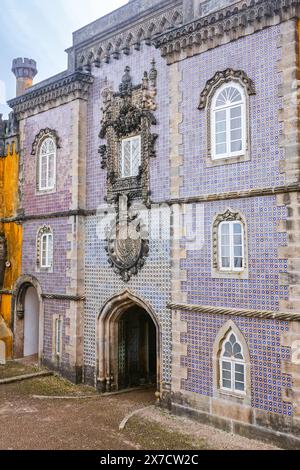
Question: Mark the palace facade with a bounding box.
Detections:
[1,0,300,447]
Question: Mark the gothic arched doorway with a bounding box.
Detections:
[97,291,160,395]
[118,306,157,389]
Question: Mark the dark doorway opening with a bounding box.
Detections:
[118,306,157,390]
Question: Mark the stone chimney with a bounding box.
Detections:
[11,58,37,97]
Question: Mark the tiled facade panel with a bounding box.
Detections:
[43,298,70,365]
[180,311,293,416]
[84,215,172,383]
[179,25,284,198]
[181,196,288,311]
[22,103,73,216]
[22,218,70,293]
[86,44,170,210]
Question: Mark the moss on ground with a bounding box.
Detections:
[0,361,39,380]
[7,375,97,397]
[125,416,207,450]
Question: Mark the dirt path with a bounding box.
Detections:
[0,374,278,450]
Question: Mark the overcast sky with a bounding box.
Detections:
[0,0,127,118]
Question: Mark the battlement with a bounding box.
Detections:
[12,57,37,80]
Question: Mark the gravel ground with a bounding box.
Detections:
[0,369,278,450]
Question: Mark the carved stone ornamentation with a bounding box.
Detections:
[105,217,149,282]
[99,64,157,279]
[198,69,256,110]
[31,128,61,155]
[99,63,158,206]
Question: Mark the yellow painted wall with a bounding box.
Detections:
[0,141,22,359]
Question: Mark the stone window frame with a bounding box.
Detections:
[31,128,60,194]
[213,320,251,406]
[212,208,249,280]
[198,69,255,167]
[36,225,54,274]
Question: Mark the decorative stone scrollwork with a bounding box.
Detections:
[31,128,61,155]
[198,69,256,110]
[99,62,158,205]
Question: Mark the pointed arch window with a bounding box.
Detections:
[211,83,246,160]
[39,137,56,190]
[220,331,246,394]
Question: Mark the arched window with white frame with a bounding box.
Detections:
[36,226,53,272]
[38,137,56,190]
[218,219,244,271]
[220,330,246,394]
[211,82,246,160]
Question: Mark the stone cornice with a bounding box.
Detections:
[168,302,300,322]
[42,293,85,302]
[154,0,300,63]
[7,72,94,118]
[2,182,299,225]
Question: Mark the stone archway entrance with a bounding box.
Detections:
[98,291,160,395]
[118,306,157,389]
[13,276,43,360]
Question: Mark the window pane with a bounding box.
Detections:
[222,361,231,371]
[48,234,53,266]
[234,245,243,257]
[221,257,230,268]
[48,154,55,187]
[230,106,242,119]
[221,223,230,235]
[216,132,227,144]
[230,117,242,131]
[222,379,232,389]
[234,257,243,268]
[121,140,131,177]
[233,223,242,234]
[131,137,141,176]
[216,143,227,155]
[235,363,244,373]
[216,120,226,133]
[231,140,242,152]
[231,129,242,141]
[235,381,245,392]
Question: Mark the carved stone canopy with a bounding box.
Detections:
[198,69,256,110]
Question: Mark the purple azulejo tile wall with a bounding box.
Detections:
[22,218,70,294]
[180,311,292,417]
[179,25,284,198]
[86,45,170,210]
[181,196,288,312]
[22,103,73,216]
